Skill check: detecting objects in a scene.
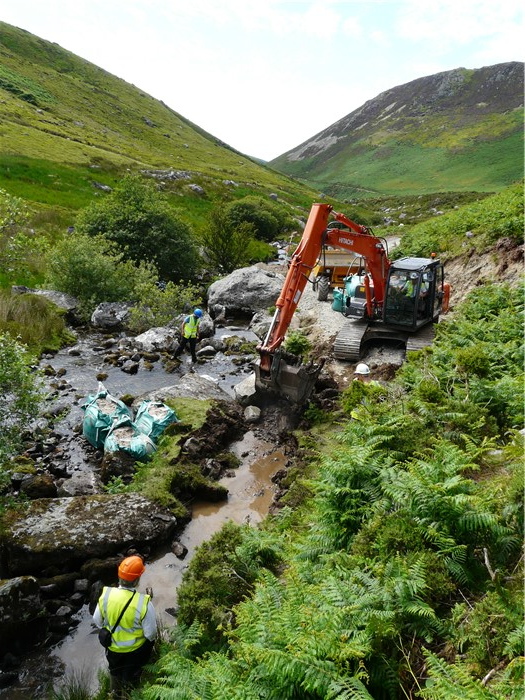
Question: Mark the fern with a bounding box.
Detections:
[420,650,510,699]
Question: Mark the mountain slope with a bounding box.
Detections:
[0,22,315,218]
[270,63,524,197]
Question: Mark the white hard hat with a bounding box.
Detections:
[354,363,370,375]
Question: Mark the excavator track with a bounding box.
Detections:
[333,320,369,361]
[406,323,436,353]
[333,320,437,362]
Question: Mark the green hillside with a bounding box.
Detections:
[270,63,524,198]
[0,22,318,225]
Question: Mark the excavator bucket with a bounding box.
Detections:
[254,351,324,405]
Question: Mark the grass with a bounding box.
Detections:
[119,397,214,515]
[0,290,76,354]
[0,21,334,238]
[394,181,524,258]
[272,108,523,198]
[296,131,524,197]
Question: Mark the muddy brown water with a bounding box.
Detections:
[1,327,286,698]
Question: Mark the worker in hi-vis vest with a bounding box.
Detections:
[173,308,203,363]
[93,555,156,694]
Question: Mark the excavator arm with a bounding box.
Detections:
[256,202,390,403]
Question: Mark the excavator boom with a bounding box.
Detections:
[256,203,387,403]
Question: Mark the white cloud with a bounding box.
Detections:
[396,0,524,52]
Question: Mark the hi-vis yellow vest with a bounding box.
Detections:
[183,315,199,339]
[99,587,150,653]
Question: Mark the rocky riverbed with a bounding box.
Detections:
[0,264,310,696]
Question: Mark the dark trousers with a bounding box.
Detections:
[174,336,197,362]
[106,639,153,690]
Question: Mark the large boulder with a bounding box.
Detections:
[207,266,285,315]
[133,327,178,353]
[1,494,177,577]
[91,302,134,330]
[11,287,81,325]
[133,373,232,408]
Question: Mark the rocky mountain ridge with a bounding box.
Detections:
[270,62,524,196]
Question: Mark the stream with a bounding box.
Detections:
[1,323,287,698]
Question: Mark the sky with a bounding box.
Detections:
[1,0,523,161]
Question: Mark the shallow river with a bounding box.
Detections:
[1,325,286,698]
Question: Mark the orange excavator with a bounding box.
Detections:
[255,203,449,404]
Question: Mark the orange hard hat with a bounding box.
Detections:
[118,555,145,581]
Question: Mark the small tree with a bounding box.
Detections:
[75,174,199,281]
[201,206,256,273]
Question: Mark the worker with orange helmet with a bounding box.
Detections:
[93,555,156,694]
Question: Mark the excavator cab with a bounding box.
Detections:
[383,258,444,330]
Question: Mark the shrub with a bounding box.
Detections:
[226,196,293,242]
[45,231,157,321]
[75,174,200,281]
[176,522,252,648]
[0,188,48,286]
[283,329,311,359]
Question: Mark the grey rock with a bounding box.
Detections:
[91,302,134,330]
[134,327,177,353]
[0,576,45,657]
[3,494,177,577]
[171,541,188,559]
[93,182,112,192]
[233,373,261,407]
[207,266,284,315]
[74,579,89,593]
[189,184,205,195]
[196,345,217,358]
[132,374,232,408]
[244,405,261,423]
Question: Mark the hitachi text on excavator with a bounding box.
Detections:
[255,203,450,404]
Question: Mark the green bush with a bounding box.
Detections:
[200,206,255,273]
[128,278,203,333]
[283,329,311,358]
[45,231,157,320]
[176,522,254,648]
[75,174,200,281]
[0,188,49,287]
[226,195,294,242]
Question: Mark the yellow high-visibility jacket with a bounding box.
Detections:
[182,314,200,339]
[98,587,151,653]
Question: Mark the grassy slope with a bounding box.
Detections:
[271,96,523,198]
[0,22,321,227]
